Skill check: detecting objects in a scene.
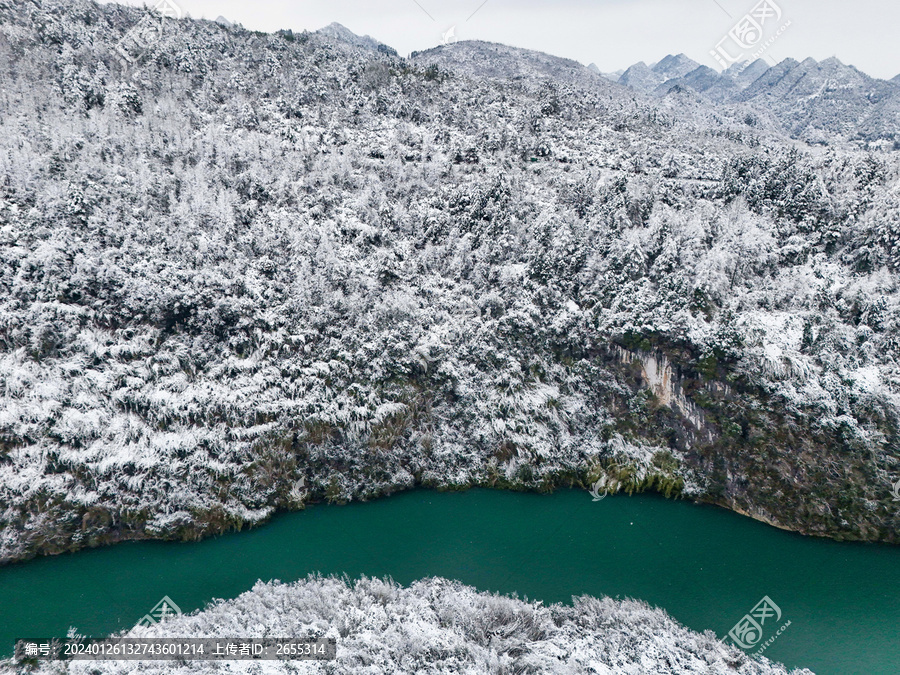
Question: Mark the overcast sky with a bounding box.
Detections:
[101,0,900,80]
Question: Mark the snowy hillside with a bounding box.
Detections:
[0,0,899,568]
[4,575,814,675]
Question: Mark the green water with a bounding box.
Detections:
[1,489,898,673]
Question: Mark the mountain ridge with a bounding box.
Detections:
[602,52,900,142]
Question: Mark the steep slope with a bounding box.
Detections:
[655,65,721,96]
[727,59,771,89]
[619,54,701,94]
[652,53,701,80]
[736,57,891,138]
[316,21,396,55]
[660,59,771,102]
[618,60,666,92]
[0,0,899,569]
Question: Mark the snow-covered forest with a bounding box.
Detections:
[5,575,814,674]
[0,0,899,567]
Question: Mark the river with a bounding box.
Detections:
[1,489,898,673]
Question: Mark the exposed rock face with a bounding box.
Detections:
[613,346,711,439]
[601,336,898,545]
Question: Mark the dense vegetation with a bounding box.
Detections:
[6,575,814,674]
[0,0,899,567]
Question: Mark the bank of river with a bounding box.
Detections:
[1,489,897,674]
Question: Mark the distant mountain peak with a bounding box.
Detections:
[723,59,770,88]
[315,22,397,55]
[618,61,662,92]
[317,22,364,43]
[606,52,897,141]
[618,55,701,93]
[652,53,700,79]
[723,59,762,77]
[321,21,353,35]
[765,57,802,76]
[410,40,618,95]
